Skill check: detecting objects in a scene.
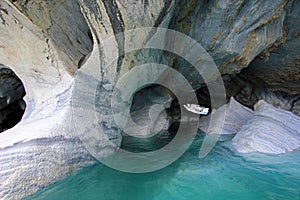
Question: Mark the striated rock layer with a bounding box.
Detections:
[232,100,300,154]
[243,0,300,95]
[199,97,253,135]
[0,0,175,198]
[0,1,95,199]
[0,0,299,199]
[199,97,300,154]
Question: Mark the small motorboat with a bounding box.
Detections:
[183,104,209,115]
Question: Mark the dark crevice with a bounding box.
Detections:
[153,0,172,28]
[142,0,149,12]
[0,100,25,132]
[144,0,173,44]
[102,0,125,76]
[222,65,300,116]
[0,3,8,25]
[0,66,26,133]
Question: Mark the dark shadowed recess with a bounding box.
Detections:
[123,82,211,152]
[122,84,179,152]
[0,66,26,132]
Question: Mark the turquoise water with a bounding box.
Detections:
[26,133,300,200]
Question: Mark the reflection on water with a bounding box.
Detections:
[26,132,300,200]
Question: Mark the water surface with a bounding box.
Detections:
[26,132,300,200]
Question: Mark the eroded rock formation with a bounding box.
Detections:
[232,100,300,154]
[199,97,253,135]
[199,97,300,153]
[0,0,299,199]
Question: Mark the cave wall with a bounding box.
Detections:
[11,0,93,71]
[0,0,176,198]
[243,0,300,95]
[0,0,299,199]
[10,0,299,97]
[168,0,287,80]
[166,0,300,110]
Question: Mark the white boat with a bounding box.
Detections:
[183,104,209,115]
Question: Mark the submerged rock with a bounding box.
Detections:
[232,100,300,154]
[199,97,253,135]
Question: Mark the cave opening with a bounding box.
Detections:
[0,65,26,133]
[120,80,215,153]
[121,84,181,152]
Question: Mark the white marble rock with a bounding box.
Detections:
[199,97,254,135]
[232,100,300,154]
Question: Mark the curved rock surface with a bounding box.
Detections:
[199,97,253,135]
[168,0,289,84]
[0,0,176,198]
[0,0,299,199]
[128,86,173,137]
[243,0,300,95]
[0,1,96,199]
[232,100,300,154]
[11,0,93,70]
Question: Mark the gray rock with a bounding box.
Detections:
[232,100,300,154]
[225,76,300,117]
[243,0,300,95]
[168,0,300,99]
[0,137,95,200]
[199,97,253,135]
[0,0,300,199]
[0,0,176,198]
[168,0,288,87]
[0,1,98,199]
[11,0,93,71]
[292,98,300,116]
